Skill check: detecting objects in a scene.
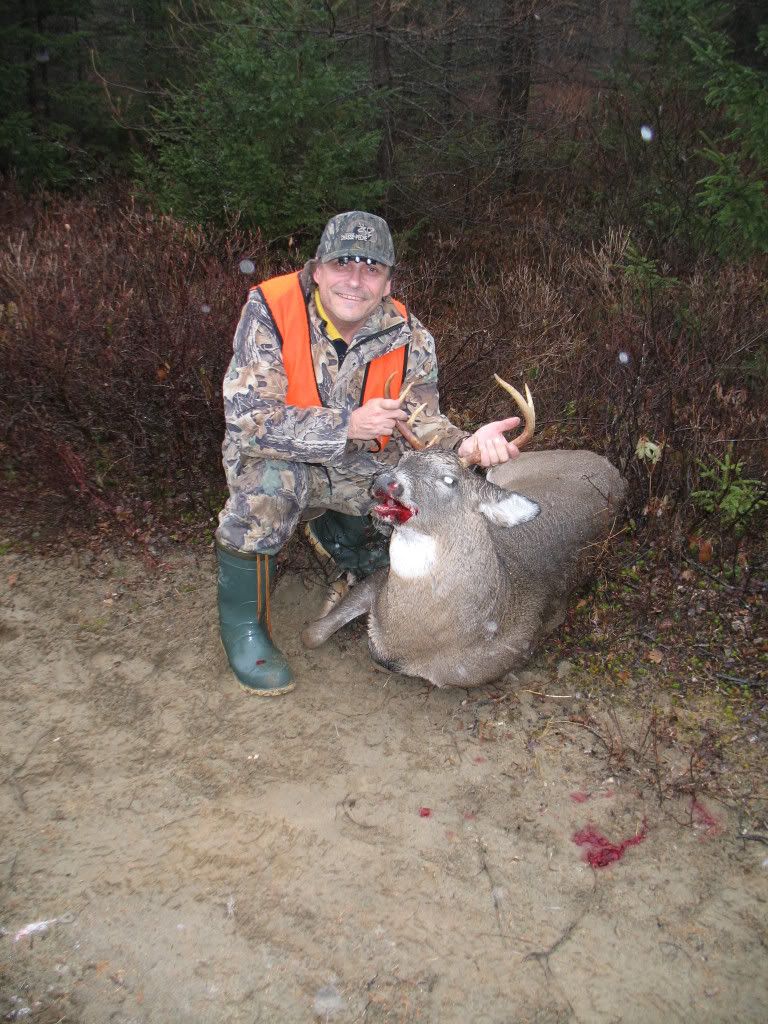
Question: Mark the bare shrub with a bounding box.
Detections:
[400,211,767,553]
[2,187,765,554]
[0,188,279,536]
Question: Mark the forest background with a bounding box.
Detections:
[0,0,766,694]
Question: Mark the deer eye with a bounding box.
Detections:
[442,475,456,486]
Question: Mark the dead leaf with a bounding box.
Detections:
[7,573,18,587]
[697,539,713,564]
[647,649,663,664]
[155,362,170,382]
[688,535,713,564]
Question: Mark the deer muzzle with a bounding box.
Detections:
[371,473,415,525]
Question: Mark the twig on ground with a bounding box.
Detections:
[476,837,507,946]
[524,919,580,975]
[521,690,575,699]
[737,832,768,846]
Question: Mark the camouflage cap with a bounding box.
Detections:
[316,211,395,267]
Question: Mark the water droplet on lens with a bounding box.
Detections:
[238,259,255,275]
[618,351,631,365]
[200,304,211,314]
[640,125,654,143]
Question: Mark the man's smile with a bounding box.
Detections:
[312,251,392,339]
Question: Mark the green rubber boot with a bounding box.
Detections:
[216,543,295,696]
[306,511,389,576]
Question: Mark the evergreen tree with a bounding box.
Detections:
[592,0,768,259]
[136,1,384,237]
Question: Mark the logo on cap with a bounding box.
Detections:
[341,223,375,243]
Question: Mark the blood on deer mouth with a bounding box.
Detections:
[372,494,415,525]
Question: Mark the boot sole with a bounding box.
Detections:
[238,680,296,697]
[218,638,296,696]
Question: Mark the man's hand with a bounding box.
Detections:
[457,417,522,468]
[348,398,408,441]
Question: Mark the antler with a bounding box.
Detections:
[458,374,536,468]
[374,372,534,462]
[383,372,432,450]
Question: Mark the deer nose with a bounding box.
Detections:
[373,473,403,499]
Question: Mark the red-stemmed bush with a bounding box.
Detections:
[2,186,766,557]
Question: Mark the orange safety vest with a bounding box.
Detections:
[252,272,409,451]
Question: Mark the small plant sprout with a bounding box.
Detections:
[636,437,666,514]
[635,437,664,465]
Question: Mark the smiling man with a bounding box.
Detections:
[216,211,522,696]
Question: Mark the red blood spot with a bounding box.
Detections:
[572,820,648,868]
[255,659,266,665]
[691,799,722,837]
[418,807,432,818]
[372,497,414,524]
[602,789,615,799]
[473,755,487,764]
[570,790,591,803]
[462,811,477,821]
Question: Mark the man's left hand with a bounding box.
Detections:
[457,417,522,468]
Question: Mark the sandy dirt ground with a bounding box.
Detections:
[1,546,767,1023]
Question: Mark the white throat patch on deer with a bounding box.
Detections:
[389,527,437,579]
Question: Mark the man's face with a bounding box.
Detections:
[312,257,392,337]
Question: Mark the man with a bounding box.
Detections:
[216,211,522,696]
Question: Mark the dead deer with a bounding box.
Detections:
[302,378,626,688]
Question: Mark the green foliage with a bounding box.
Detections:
[0,0,166,188]
[621,242,680,294]
[594,0,768,260]
[136,0,384,237]
[695,146,768,253]
[691,449,768,537]
[688,23,768,256]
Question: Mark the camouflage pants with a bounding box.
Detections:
[216,458,382,554]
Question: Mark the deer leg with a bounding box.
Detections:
[301,570,384,649]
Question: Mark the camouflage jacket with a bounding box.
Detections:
[222,262,467,478]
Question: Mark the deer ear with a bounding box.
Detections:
[479,490,540,527]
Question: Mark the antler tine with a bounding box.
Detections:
[383,371,426,450]
[458,375,536,468]
[493,374,535,449]
[394,419,426,450]
[407,402,427,426]
[391,379,414,404]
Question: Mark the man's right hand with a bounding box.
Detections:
[347,398,408,441]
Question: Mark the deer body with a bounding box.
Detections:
[302,448,626,688]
